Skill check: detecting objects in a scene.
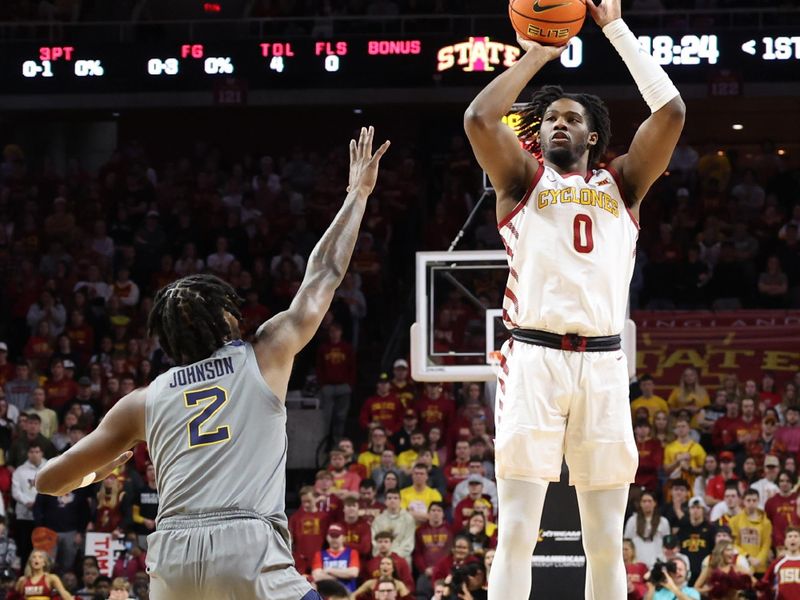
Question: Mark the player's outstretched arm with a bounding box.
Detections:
[253,127,389,398]
[35,388,144,496]
[464,38,564,221]
[590,0,685,212]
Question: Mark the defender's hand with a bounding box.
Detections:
[347,126,390,195]
[587,0,622,28]
[516,34,568,60]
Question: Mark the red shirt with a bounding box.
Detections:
[357,499,385,526]
[713,416,744,451]
[65,323,94,360]
[432,555,468,584]
[315,492,343,523]
[766,493,800,548]
[359,392,404,434]
[44,378,79,410]
[288,508,330,574]
[363,553,414,591]
[761,555,800,600]
[341,518,372,558]
[416,395,456,438]
[452,496,494,531]
[329,468,361,494]
[23,336,53,363]
[635,439,663,493]
[626,562,648,600]
[413,523,453,573]
[0,363,13,389]
[706,472,739,502]
[390,381,418,411]
[736,417,762,447]
[316,341,356,386]
[443,459,470,493]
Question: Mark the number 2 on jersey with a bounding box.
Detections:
[184,386,231,448]
[573,214,594,253]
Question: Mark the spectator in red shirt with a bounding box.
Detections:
[759,526,800,600]
[64,309,94,363]
[706,451,739,505]
[364,531,414,592]
[443,440,472,495]
[340,497,372,558]
[415,383,456,441]
[390,359,417,411]
[314,470,344,522]
[360,373,404,436]
[765,470,800,550]
[289,486,330,575]
[43,358,78,413]
[712,397,743,453]
[448,398,488,449]
[735,397,761,453]
[0,344,13,389]
[634,419,663,495]
[338,437,368,480]
[431,534,472,583]
[453,480,494,532]
[316,322,356,444]
[623,538,648,600]
[414,503,453,591]
[358,479,385,527]
[23,320,55,373]
[328,449,361,500]
[747,415,787,469]
[759,372,782,410]
[777,406,800,455]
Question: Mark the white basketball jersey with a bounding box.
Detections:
[498,163,639,337]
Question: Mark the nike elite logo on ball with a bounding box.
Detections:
[532,1,572,12]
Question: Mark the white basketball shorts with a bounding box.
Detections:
[494,337,638,490]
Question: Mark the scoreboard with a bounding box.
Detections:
[1,31,798,96]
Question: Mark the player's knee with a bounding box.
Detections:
[497,511,538,549]
[583,533,622,565]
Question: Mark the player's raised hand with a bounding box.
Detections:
[587,0,622,28]
[347,126,390,195]
[515,34,568,60]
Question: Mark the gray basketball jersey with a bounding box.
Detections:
[145,340,289,527]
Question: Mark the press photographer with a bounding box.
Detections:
[645,558,700,600]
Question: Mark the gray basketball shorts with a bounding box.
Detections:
[146,511,313,600]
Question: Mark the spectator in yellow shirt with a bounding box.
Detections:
[729,488,773,576]
[668,367,709,421]
[664,417,707,491]
[400,464,442,524]
[397,431,439,475]
[358,426,390,478]
[630,374,669,424]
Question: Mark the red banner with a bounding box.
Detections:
[633,310,800,392]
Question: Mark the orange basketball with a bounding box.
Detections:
[509,0,586,46]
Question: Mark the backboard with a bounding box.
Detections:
[410,249,637,382]
[410,250,509,382]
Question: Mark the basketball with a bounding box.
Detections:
[509,0,587,46]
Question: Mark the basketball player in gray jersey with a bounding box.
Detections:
[34,127,390,600]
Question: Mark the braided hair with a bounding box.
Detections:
[148,274,243,365]
[516,84,611,168]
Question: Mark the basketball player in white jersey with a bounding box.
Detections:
[33,127,389,600]
[464,1,685,598]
